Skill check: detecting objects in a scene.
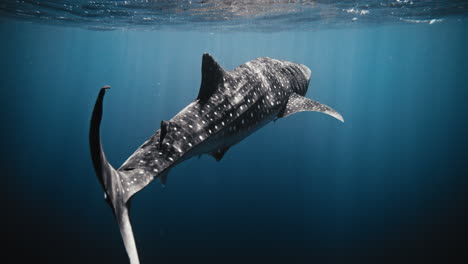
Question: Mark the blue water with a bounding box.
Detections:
[2,2,468,263]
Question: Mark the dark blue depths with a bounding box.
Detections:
[2,19,468,264]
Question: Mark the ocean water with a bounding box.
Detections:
[2,1,468,264]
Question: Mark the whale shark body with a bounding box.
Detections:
[90,53,343,264]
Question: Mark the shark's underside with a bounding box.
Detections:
[90,53,343,264]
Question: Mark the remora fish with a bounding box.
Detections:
[90,53,343,264]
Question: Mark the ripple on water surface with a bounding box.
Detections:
[0,0,467,31]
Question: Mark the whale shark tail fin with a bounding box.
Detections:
[89,86,140,264]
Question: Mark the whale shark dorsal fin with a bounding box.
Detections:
[279,93,344,122]
[210,146,230,162]
[197,53,225,102]
[160,120,170,145]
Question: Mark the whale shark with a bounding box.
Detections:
[89,53,343,264]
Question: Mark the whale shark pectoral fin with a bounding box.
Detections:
[157,170,170,187]
[197,53,226,102]
[210,146,231,162]
[279,93,344,122]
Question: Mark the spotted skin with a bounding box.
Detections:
[117,55,317,192]
[90,53,343,264]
